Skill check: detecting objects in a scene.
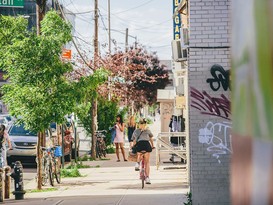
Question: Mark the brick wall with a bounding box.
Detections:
[188,0,231,204]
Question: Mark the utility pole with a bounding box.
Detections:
[135,36,137,49]
[108,0,111,54]
[91,0,99,159]
[125,28,128,52]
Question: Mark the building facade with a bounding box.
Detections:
[175,0,231,204]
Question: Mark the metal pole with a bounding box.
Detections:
[125,28,128,52]
[74,121,77,163]
[4,166,11,199]
[61,124,65,169]
[108,0,111,54]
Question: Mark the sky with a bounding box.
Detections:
[60,0,173,60]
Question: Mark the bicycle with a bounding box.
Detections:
[95,130,107,158]
[40,146,61,186]
[139,151,147,189]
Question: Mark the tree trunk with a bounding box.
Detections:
[91,98,97,159]
[36,132,43,190]
[36,0,47,35]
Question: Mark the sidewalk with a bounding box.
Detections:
[5,117,189,204]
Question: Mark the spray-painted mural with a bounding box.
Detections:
[198,121,232,163]
[191,64,231,163]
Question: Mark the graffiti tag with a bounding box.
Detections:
[190,87,231,120]
[206,64,230,91]
[198,121,232,163]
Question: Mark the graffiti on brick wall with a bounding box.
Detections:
[206,64,231,91]
[190,87,231,120]
[198,121,232,163]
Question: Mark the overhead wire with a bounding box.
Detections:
[55,0,93,70]
[112,0,155,15]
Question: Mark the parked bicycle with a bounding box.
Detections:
[39,145,61,186]
[95,130,107,158]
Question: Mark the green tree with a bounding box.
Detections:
[0,11,107,189]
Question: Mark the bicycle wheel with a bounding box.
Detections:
[55,158,61,184]
[49,161,54,186]
[96,141,101,158]
[101,141,107,157]
[141,170,145,189]
[41,158,48,186]
[140,160,145,189]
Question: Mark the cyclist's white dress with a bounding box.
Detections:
[114,124,124,143]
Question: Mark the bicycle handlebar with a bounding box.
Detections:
[95,130,107,133]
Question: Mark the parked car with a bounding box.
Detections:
[7,123,51,164]
[0,114,15,130]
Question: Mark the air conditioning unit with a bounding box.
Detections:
[171,40,187,62]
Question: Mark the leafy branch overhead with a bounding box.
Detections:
[0,11,107,132]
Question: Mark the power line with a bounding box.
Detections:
[56,0,93,70]
[64,10,94,15]
[113,0,155,15]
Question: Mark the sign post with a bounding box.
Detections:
[0,0,24,8]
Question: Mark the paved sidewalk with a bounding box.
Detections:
[4,117,189,204]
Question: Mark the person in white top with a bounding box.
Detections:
[0,124,12,167]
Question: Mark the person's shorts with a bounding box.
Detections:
[136,141,152,153]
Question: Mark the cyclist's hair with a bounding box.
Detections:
[116,114,123,124]
[139,118,147,124]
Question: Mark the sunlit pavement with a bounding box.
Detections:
[4,116,189,204]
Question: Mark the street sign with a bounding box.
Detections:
[62,49,72,60]
[0,0,24,8]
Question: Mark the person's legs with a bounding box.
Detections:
[135,152,141,171]
[144,152,150,177]
[120,143,127,161]
[144,152,151,184]
[115,143,120,161]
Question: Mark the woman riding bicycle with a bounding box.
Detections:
[131,118,154,184]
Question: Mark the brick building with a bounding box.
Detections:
[174,0,231,204]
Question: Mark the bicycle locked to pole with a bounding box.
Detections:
[38,145,62,186]
[94,130,107,158]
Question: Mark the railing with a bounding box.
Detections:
[156,132,187,170]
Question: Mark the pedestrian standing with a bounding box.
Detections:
[0,124,12,167]
[114,114,127,162]
[127,115,136,147]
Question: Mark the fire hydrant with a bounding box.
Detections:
[10,161,25,200]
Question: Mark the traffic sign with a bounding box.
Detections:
[0,0,24,8]
[62,49,72,60]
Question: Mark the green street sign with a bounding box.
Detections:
[0,0,24,8]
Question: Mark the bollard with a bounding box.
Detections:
[0,168,3,202]
[4,166,11,199]
[10,161,25,200]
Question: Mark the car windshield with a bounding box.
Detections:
[5,116,11,122]
[9,124,37,136]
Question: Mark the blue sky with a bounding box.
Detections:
[60,0,173,60]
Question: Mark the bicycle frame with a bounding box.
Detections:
[139,153,146,189]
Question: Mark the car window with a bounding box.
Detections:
[0,119,5,124]
[9,124,37,136]
[5,116,11,122]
